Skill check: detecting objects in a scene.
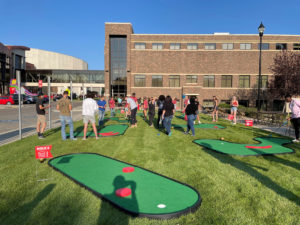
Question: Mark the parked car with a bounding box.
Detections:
[9,94,24,105]
[0,96,15,105]
[23,95,36,104]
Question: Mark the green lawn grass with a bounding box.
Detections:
[0,112,299,225]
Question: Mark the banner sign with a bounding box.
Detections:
[38,80,43,88]
[35,145,53,159]
[245,120,254,127]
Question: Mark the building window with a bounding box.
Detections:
[187,43,198,50]
[239,75,250,88]
[186,75,198,83]
[205,43,216,50]
[257,75,268,88]
[221,75,232,87]
[152,75,163,87]
[258,43,269,50]
[203,75,215,87]
[169,75,180,87]
[152,43,163,50]
[293,43,300,50]
[276,43,287,50]
[240,43,252,50]
[170,43,181,50]
[135,43,146,49]
[134,75,146,87]
[222,43,234,50]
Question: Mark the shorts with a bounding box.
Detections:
[83,115,95,124]
[231,107,238,111]
[37,114,46,124]
[213,106,219,111]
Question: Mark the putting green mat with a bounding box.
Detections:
[173,124,225,129]
[48,153,201,219]
[194,137,294,156]
[71,124,128,137]
[104,117,129,123]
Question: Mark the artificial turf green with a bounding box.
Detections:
[49,153,200,217]
[72,124,128,137]
[0,112,299,225]
[194,137,294,156]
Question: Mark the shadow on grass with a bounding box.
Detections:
[97,176,138,225]
[202,144,300,206]
[263,155,300,171]
[2,184,55,225]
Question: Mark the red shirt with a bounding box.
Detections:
[144,100,148,109]
[184,99,189,105]
[172,100,177,105]
[109,99,115,108]
[232,101,238,106]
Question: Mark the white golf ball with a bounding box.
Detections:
[157,204,166,208]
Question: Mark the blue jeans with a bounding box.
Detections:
[163,115,173,134]
[98,110,105,126]
[110,108,115,117]
[187,114,196,135]
[60,116,74,140]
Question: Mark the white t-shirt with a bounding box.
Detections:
[127,97,137,110]
[82,98,98,116]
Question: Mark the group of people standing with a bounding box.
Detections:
[36,92,300,143]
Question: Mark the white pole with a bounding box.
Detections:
[17,71,22,140]
[47,76,51,129]
[70,80,73,118]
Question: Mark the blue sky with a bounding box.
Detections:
[1,0,299,69]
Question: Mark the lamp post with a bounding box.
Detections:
[257,22,265,112]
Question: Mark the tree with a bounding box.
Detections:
[269,51,300,97]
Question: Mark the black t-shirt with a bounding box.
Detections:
[185,103,198,115]
[163,102,174,117]
[36,98,45,115]
[148,101,155,114]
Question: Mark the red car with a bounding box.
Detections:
[0,96,15,105]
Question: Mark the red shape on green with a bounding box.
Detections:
[214,126,218,128]
[99,131,119,136]
[245,145,272,149]
[115,188,132,197]
[123,167,135,173]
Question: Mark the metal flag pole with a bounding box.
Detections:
[70,80,73,118]
[47,76,51,129]
[16,71,22,140]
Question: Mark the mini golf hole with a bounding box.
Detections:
[157,204,166,208]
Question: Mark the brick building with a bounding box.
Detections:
[104,22,300,110]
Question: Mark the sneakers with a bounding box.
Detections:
[38,134,45,139]
[198,121,201,124]
[168,132,172,137]
[183,132,189,135]
[292,139,300,143]
[82,138,87,140]
[70,138,77,141]
[96,137,99,140]
[193,121,195,124]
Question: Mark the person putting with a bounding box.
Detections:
[285,94,300,143]
[184,97,197,136]
[82,93,99,140]
[212,96,219,122]
[230,96,239,125]
[126,93,138,128]
[109,97,115,117]
[162,95,174,136]
[195,97,202,124]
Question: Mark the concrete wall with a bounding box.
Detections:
[26,48,88,70]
